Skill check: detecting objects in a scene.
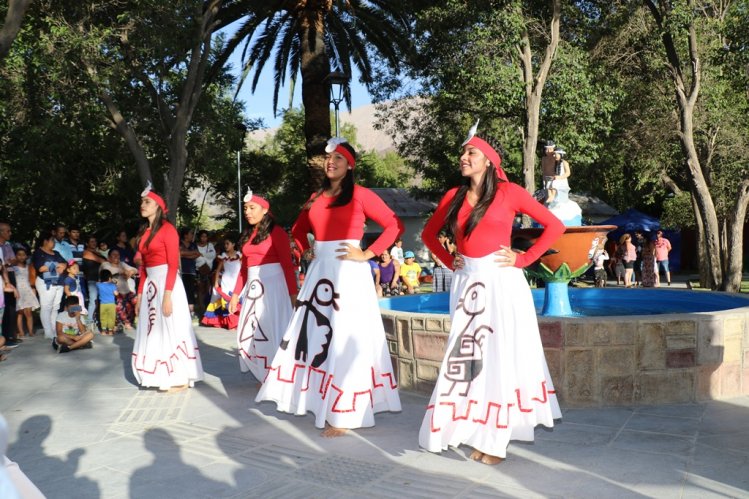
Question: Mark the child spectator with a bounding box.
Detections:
[400,250,422,294]
[96,269,118,335]
[53,295,94,353]
[63,260,87,315]
[12,248,39,337]
[592,241,609,288]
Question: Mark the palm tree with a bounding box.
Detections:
[215,0,413,189]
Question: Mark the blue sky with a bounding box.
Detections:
[224,30,372,129]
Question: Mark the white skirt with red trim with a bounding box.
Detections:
[256,240,401,429]
[419,255,561,458]
[237,263,293,379]
[132,265,204,390]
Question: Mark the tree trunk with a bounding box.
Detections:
[0,0,33,62]
[644,0,723,289]
[518,0,560,196]
[298,8,331,192]
[720,179,749,292]
[691,190,709,288]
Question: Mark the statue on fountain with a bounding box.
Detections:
[534,140,582,226]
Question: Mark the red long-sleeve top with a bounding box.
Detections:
[292,185,404,256]
[233,224,297,296]
[422,182,565,270]
[137,222,180,293]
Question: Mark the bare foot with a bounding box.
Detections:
[321,425,348,438]
[0,354,7,362]
[167,384,189,393]
[480,454,504,465]
[255,382,262,389]
[469,449,484,461]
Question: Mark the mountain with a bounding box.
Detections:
[248,103,395,153]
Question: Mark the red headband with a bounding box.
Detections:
[146,191,168,213]
[465,136,508,181]
[246,195,270,210]
[334,145,356,169]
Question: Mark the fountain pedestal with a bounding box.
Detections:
[513,225,617,316]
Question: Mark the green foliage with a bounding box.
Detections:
[525,262,591,283]
[0,1,247,243]
[379,1,618,202]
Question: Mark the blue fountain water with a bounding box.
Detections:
[380,289,749,317]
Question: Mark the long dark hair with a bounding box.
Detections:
[135,205,166,250]
[445,134,506,240]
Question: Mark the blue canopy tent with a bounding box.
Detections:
[600,209,680,271]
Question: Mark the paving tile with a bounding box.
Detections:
[635,402,706,420]
[534,422,618,446]
[558,406,634,428]
[612,429,694,456]
[3,325,749,498]
[624,413,701,437]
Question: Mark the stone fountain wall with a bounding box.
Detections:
[381,306,749,406]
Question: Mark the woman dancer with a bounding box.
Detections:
[256,137,403,437]
[419,121,565,464]
[228,189,297,381]
[132,183,203,392]
[202,235,243,329]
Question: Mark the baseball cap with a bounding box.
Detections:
[404,250,415,258]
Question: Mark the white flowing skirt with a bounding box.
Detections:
[132,265,204,390]
[237,263,293,380]
[419,255,561,458]
[256,240,401,429]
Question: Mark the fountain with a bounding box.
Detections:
[378,150,749,406]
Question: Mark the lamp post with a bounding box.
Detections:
[235,123,248,233]
[325,71,349,137]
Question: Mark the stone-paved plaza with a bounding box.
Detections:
[2,325,748,498]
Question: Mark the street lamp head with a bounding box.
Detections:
[325,71,349,105]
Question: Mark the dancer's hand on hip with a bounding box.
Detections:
[494,246,517,267]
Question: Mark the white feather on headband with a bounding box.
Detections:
[325,137,347,153]
[140,180,153,197]
[461,119,480,146]
[243,187,254,203]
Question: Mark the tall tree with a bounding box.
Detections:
[642,0,749,290]
[213,0,413,190]
[0,0,32,61]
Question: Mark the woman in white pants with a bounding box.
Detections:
[32,233,67,339]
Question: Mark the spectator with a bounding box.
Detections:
[179,228,200,317]
[431,230,455,293]
[100,249,137,330]
[68,226,84,267]
[52,223,73,262]
[97,240,110,258]
[62,260,87,315]
[400,250,422,294]
[32,232,67,339]
[654,230,672,286]
[81,236,106,320]
[52,295,93,353]
[619,234,637,288]
[592,240,609,288]
[195,229,216,316]
[12,248,39,337]
[113,230,135,267]
[202,235,242,329]
[633,231,645,286]
[96,269,118,335]
[378,250,400,296]
[0,223,19,345]
[390,238,404,265]
[0,262,18,353]
[641,237,657,288]
[369,257,382,297]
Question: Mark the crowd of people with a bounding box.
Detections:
[596,229,672,288]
